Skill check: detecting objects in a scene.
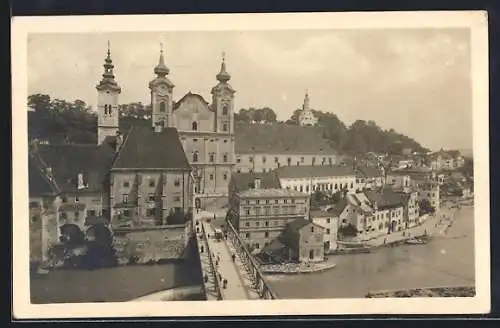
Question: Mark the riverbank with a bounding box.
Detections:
[366,286,475,298]
[261,262,336,274]
[130,285,205,301]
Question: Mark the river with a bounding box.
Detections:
[265,206,475,299]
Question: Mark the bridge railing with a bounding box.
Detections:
[226,221,278,300]
[200,223,224,301]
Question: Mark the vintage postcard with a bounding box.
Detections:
[12,11,490,318]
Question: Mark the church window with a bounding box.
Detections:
[193,151,199,163]
[159,102,166,112]
[104,104,108,115]
[222,123,228,132]
[222,104,229,115]
[223,153,228,163]
[209,153,215,163]
[192,122,198,131]
[223,173,228,180]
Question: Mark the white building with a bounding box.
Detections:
[275,165,359,195]
[310,210,339,253]
[298,91,318,127]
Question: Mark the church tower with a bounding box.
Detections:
[96,41,121,144]
[298,90,318,127]
[211,53,235,134]
[149,45,175,131]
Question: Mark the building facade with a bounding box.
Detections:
[282,218,325,262]
[310,211,339,253]
[276,165,359,195]
[234,124,337,174]
[147,51,236,208]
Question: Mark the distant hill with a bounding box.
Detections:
[458,148,473,159]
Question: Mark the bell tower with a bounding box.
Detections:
[211,52,235,134]
[149,44,175,131]
[96,41,121,144]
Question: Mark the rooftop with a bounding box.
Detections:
[112,125,190,170]
[230,171,281,192]
[238,188,308,199]
[275,165,357,179]
[235,123,337,155]
[285,218,323,232]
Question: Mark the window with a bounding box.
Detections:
[327,229,330,234]
[249,156,253,163]
[192,122,198,131]
[265,232,269,238]
[245,222,250,227]
[74,211,79,218]
[245,208,250,215]
[275,199,279,204]
[75,195,79,202]
[284,199,288,204]
[222,123,228,131]
[149,179,155,187]
[104,104,108,115]
[174,179,180,187]
[300,157,305,163]
[193,151,199,162]
[88,210,96,216]
[148,194,155,201]
[327,218,331,223]
[245,232,250,238]
[350,182,353,189]
[262,156,266,163]
[147,209,155,216]
[122,194,128,203]
[123,181,130,188]
[222,105,229,115]
[311,226,314,232]
[274,157,279,163]
[256,221,260,226]
[265,221,269,227]
[123,209,131,216]
[223,173,228,180]
[60,212,67,219]
[193,138,198,142]
[209,153,215,162]
[236,158,241,163]
[287,157,291,166]
[291,199,295,204]
[108,106,112,115]
[209,174,214,180]
[174,196,181,202]
[159,102,166,112]
[237,169,241,173]
[223,153,228,163]
[255,208,261,216]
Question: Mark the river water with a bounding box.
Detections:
[266,206,475,299]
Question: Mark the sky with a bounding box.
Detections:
[27,29,472,151]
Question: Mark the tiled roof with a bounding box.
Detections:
[275,165,357,179]
[238,188,308,199]
[326,198,348,216]
[285,218,323,232]
[29,142,116,195]
[230,171,281,192]
[234,123,337,154]
[364,189,405,210]
[119,117,151,135]
[112,126,190,170]
[357,166,384,178]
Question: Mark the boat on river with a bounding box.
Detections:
[405,237,430,245]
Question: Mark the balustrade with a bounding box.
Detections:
[200,223,224,300]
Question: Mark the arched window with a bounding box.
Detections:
[209,153,215,163]
[193,151,199,163]
[159,102,166,112]
[223,153,228,163]
[192,122,198,131]
[222,105,229,115]
[104,104,108,115]
[108,105,112,115]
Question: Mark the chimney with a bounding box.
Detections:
[254,177,261,189]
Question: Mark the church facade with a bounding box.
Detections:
[97,47,236,209]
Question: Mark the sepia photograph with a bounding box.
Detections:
[12,11,490,318]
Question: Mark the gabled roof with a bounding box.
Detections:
[29,142,116,195]
[235,123,337,155]
[172,92,212,112]
[119,117,151,135]
[230,171,281,192]
[285,218,323,232]
[275,165,356,179]
[112,126,190,170]
[326,198,348,216]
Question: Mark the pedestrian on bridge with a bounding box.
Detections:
[223,279,228,289]
[232,253,236,262]
[218,272,222,281]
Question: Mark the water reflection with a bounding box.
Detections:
[267,207,475,299]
